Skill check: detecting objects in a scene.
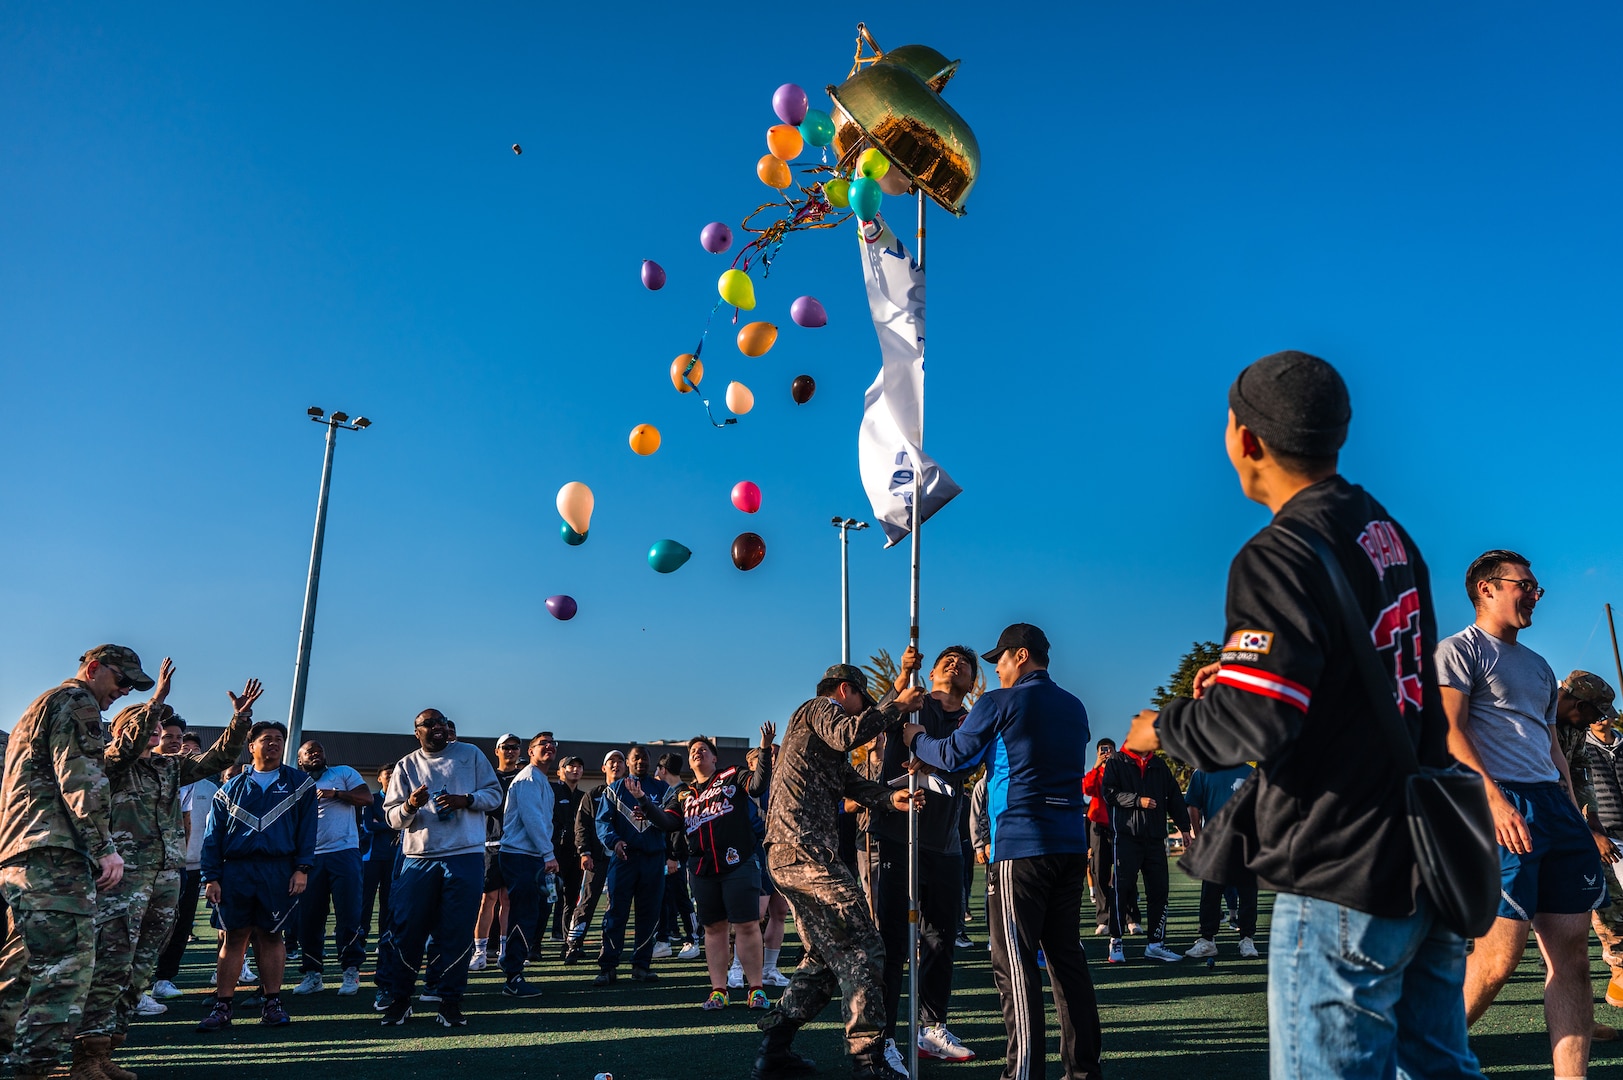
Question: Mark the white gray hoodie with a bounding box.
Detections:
[384,742,503,859]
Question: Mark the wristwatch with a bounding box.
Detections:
[295,864,314,874]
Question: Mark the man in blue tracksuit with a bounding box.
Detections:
[593,757,679,985]
[903,623,1102,1080]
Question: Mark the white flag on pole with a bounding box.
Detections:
[857,215,961,548]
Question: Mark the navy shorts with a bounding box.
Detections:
[484,847,505,891]
[215,859,300,933]
[1495,781,1607,920]
[693,861,762,925]
[756,848,778,898]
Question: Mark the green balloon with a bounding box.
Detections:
[562,522,587,546]
[647,539,692,573]
[825,177,850,209]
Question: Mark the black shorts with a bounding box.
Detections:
[214,859,300,933]
[757,848,778,897]
[693,861,762,926]
[484,847,505,891]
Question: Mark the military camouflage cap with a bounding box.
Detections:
[1562,670,1618,721]
[821,663,876,708]
[79,644,155,691]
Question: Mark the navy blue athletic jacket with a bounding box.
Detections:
[200,764,317,882]
[595,776,678,855]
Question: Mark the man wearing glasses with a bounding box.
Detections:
[1439,551,1605,1075]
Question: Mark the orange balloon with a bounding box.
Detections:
[671,353,702,393]
[629,423,661,455]
[766,124,804,161]
[737,322,779,358]
[756,154,792,190]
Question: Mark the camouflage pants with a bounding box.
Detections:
[0,849,97,1070]
[1594,850,1623,977]
[82,865,181,1037]
[765,843,887,1057]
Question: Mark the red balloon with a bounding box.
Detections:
[732,532,766,572]
[731,480,761,514]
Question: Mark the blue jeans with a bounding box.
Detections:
[300,848,365,973]
[1268,891,1481,1080]
[375,853,483,1003]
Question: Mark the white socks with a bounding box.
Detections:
[763,946,781,969]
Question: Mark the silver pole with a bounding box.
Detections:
[906,188,926,1080]
[287,420,337,751]
[841,524,852,665]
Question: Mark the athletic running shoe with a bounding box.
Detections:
[379,998,412,1026]
[1094,924,1109,936]
[1127,921,1143,936]
[418,991,442,1003]
[630,966,659,982]
[592,969,617,987]
[953,933,974,949]
[883,1038,907,1077]
[292,972,324,995]
[1144,942,1183,962]
[373,991,391,1011]
[562,940,584,965]
[678,941,702,960]
[917,1023,976,1061]
[468,948,488,971]
[197,998,233,1032]
[1107,939,1125,964]
[702,989,729,1010]
[749,989,770,1010]
[651,940,673,959]
[761,965,791,987]
[503,976,544,998]
[260,996,291,1026]
[727,958,744,988]
[151,979,183,1000]
[338,968,361,996]
[1185,938,1218,959]
[1238,937,1260,959]
[135,993,167,1016]
[435,1003,468,1028]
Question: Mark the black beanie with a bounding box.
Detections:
[1227,350,1351,458]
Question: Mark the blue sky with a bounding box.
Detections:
[3,3,1620,749]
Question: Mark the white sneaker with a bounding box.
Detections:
[883,1038,908,1077]
[151,979,183,1000]
[1185,938,1218,959]
[917,1023,976,1061]
[418,991,442,1003]
[651,940,673,959]
[338,967,361,996]
[1094,924,1109,936]
[209,969,218,985]
[761,965,791,987]
[241,960,257,983]
[1144,942,1183,962]
[135,993,167,1016]
[1107,938,1125,964]
[727,959,744,988]
[677,941,701,960]
[1238,936,1260,959]
[292,972,324,995]
[468,948,488,971]
[953,933,973,949]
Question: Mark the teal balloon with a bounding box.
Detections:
[561,522,587,546]
[647,539,692,573]
[849,176,883,221]
[799,109,835,148]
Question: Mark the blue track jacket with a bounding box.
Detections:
[200,764,317,882]
[910,670,1090,862]
[596,775,676,855]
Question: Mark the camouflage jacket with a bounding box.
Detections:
[104,704,250,870]
[0,680,114,866]
[765,696,901,857]
[1556,719,1600,820]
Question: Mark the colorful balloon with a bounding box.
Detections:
[791,375,816,404]
[731,480,762,514]
[756,154,792,190]
[849,176,883,221]
[700,222,732,254]
[545,594,578,620]
[799,109,835,148]
[766,125,804,161]
[561,522,587,545]
[856,147,891,180]
[737,322,778,357]
[670,353,702,393]
[824,177,850,208]
[773,83,809,126]
[718,269,756,310]
[725,381,754,415]
[640,259,666,290]
[629,424,661,455]
[878,168,911,196]
[556,482,594,535]
[648,539,692,574]
[789,296,826,328]
[731,532,766,572]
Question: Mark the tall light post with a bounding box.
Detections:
[287,406,371,751]
[831,517,869,664]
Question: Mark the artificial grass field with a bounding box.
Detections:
[118,870,1618,1078]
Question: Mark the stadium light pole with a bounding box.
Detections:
[831,517,869,664]
[287,407,371,751]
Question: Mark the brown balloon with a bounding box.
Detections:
[791,375,816,404]
[732,532,766,572]
[512,143,522,155]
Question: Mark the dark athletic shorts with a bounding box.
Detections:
[215,859,300,933]
[1495,780,1607,920]
[756,848,778,898]
[484,847,505,891]
[693,860,762,926]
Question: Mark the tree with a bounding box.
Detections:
[1149,640,1223,788]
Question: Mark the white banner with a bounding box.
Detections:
[857,215,961,548]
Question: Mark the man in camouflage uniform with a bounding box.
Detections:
[0,645,149,1080]
[753,664,923,1080]
[1562,672,1623,1011]
[77,661,258,1079]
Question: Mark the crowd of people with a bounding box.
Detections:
[3,350,1623,1080]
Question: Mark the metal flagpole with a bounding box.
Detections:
[1607,603,1622,697]
[905,188,926,1080]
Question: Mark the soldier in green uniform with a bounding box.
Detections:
[0,645,151,1080]
[77,660,259,1080]
[753,664,923,1080]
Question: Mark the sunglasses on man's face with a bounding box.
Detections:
[416,717,449,729]
[111,671,135,690]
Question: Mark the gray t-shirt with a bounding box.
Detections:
[308,765,366,855]
[1435,624,1559,784]
[183,779,218,870]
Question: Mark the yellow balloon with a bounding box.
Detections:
[725,381,754,415]
[824,177,850,208]
[766,124,804,161]
[857,147,890,180]
[718,269,756,310]
[670,353,702,393]
[737,322,778,358]
[756,154,792,190]
[556,481,594,535]
[629,424,661,455]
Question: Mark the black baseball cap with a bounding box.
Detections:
[981,624,1050,664]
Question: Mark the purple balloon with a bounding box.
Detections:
[773,83,809,126]
[700,222,733,254]
[641,260,666,291]
[790,295,827,328]
[545,594,578,621]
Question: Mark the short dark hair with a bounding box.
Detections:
[816,676,846,698]
[1466,549,1530,608]
[161,715,187,732]
[1268,447,1338,478]
[1096,737,1116,750]
[445,719,457,732]
[658,752,685,775]
[934,645,979,680]
[687,736,718,758]
[248,720,287,745]
[559,755,585,768]
[181,731,203,746]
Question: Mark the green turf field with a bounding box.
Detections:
[118,871,1620,1078]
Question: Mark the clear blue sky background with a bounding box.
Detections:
[4,3,1620,749]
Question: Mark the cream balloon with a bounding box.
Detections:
[725,381,755,415]
[556,482,594,535]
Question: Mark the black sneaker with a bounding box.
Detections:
[435,1003,468,1028]
[197,997,233,1033]
[591,968,617,987]
[562,940,584,965]
[379,998,413,1026]
[752,1049,819,1080]
[629,967,659,982]
[260,996,291,1026]
[503,976,544,998]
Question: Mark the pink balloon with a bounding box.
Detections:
[731,480,762,514]
[790,296,826,328]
